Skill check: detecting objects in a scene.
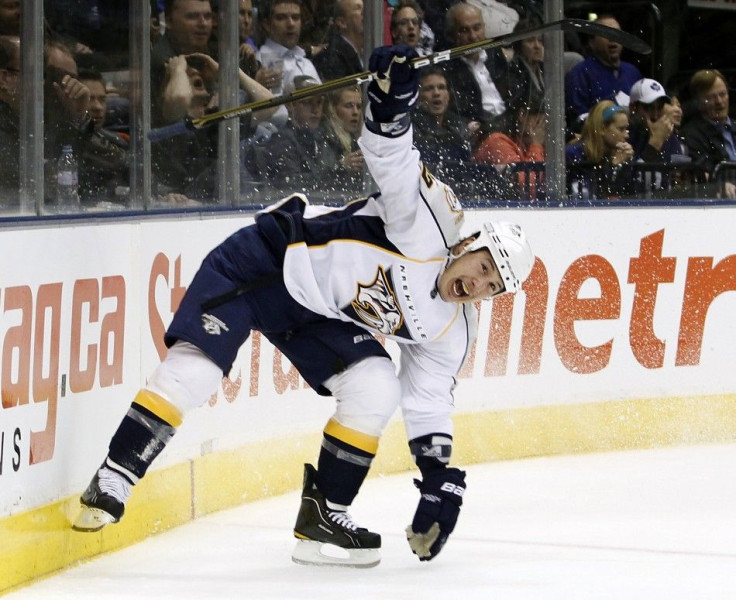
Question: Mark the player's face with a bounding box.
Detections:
[334,89,362,134]
[265,2,301,49]
[168,0,213,53]
[438,246,505,303]
[392,7,420,48]
[700,77,729,122]
[419,73,449,117]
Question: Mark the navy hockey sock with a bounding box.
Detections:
[107,390,181,480]
[316,419,377,506]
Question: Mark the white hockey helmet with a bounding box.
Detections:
[462,221,534,295]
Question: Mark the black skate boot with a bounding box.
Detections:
[72,465,128,532]
[292,463,381,568]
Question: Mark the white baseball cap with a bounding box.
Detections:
[629,78,671,105]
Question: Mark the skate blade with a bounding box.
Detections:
[72,506,117,532]
[291,540,380,568]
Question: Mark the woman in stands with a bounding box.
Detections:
[566,100,634,199]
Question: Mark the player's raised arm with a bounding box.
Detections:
[358,46,427,229]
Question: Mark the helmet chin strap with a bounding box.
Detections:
[431,239,474,299]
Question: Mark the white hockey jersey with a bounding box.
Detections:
[260,125,479,439]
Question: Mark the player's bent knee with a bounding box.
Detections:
[324,356,401,437]
[146,341,223,414]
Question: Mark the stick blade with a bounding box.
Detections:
[559,18,652,54]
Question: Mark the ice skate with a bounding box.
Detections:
[72,465,129,532]
[292,464,381,568]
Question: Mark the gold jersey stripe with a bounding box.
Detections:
[133,389,183,428]
[323,418,379,455]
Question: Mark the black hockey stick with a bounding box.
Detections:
[148,18,651,142]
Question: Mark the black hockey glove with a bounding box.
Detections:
[406,467,466,561]
[365,45,419,136]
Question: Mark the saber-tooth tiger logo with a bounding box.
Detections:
[350,266,404,336]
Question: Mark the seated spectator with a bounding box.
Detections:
[390,1,434,57]
[0,0,20,36]
[442,2,508,132]
[413,66,472,165]
[566,100,635,199]
[43,40,94,207]
[248,75,336,193]
[152,52,276,200]
[680,69,735,174]
[0,34,19,204]
[565,14,642,135]
[151,0,215,123]
[76,68,130,206]
[628,78,685,162]
[312,0,364,82]
[257,0,321,97]
[473,94,545,199]
[467,0,518,38]
[474,94,545,166]
[505,17,544,109]
[238,0,259,78]
[322,85,364,192]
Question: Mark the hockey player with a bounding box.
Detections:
[73,45,534,567]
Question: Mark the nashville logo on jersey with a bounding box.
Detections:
[345,266,405,336]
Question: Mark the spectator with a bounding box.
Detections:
[151,0,214,122]
[43,40,93,205]
[249,75,334,192]
[298,0,335,58]
[237,0,259,78]
[565,15,642,134]
[390,1,434,57]
[566,100,635,199]
[0,34,19,202]
[467,0,518,38]
[505,17,544,109]
[76,68,130,206]
[312,0,364,82]
[0,0,20,36]
[239,0,257,51]
[473,94,545,166]
[421,0,458,52]
[628,78,684,162]
[680,69,735,174]
[322,85,365,193]
[441,2,507,131]
[413,66,471,165]
[257,0,321,97]
[153,52,276,200]
[473,94,545,199]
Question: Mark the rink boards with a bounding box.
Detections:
[2,205,736,592]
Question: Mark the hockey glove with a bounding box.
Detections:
[365,45,419,136]
[406,467,466,561]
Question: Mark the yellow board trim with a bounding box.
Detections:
[3,394,736,595]
[323,418,380,455]
[133,389,183,428]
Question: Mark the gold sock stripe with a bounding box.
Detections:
[323,418,379,455]
[133,389,183,428]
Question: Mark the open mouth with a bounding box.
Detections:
[453,278,470,298]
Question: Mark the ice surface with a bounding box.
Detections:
[7,444,736,600]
